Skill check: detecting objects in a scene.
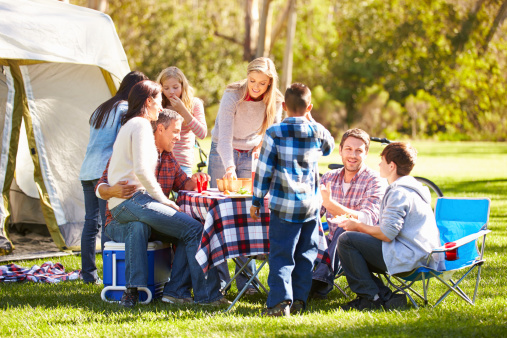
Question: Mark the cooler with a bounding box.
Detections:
[101,241,172,304]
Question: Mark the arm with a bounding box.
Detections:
[216,91,239,178]
[185,98,207,139]
[338,218,391,242]
[321,181,361,219]
[251,132,276,219]
[95,159,136,200]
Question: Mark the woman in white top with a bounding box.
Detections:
[106,80,225,305]
[208,57,283,294]
[157,67,207,176]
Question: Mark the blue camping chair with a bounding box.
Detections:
[385,197,491,308]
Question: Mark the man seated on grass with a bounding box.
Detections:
[337,142,444,311]
[96,110,228,308]
[310,128,387,299]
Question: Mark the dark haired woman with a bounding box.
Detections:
[105,80,226,306]
[79,71,148,284]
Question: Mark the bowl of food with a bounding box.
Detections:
[216,178,252,193]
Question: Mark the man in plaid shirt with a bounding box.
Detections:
[250,83,334,316]
[310,128,387,299]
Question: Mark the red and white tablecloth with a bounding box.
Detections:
[177,189,330,273]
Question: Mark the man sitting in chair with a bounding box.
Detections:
[310,128,387,299]
[337,142,444,311]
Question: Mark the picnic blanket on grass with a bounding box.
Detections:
[0,262,81,283]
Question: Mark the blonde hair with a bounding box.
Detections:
[156,66,195,113]
[226,57,283,135]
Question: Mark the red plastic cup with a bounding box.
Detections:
[202,179,208,191]
[196,177,202,193]
[445,242,459,261]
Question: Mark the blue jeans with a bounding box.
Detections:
[311,227,345,297]
[110,191,222,303]
[208,141,257,291]
[179,165,192,177]
[267,212,319,308]
[81,179,109,283]
[105,220,151,288]
[337,231,391,301]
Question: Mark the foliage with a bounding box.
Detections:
[72,0,507,140]
[3,140,507,337]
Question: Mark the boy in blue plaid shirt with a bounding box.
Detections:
[250,83,335,316]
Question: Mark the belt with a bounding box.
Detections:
[234,149,250,153]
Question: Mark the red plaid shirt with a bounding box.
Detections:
[321,164,387,238]
[97,151,191,226]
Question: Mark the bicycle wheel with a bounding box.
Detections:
[414,176,443,209]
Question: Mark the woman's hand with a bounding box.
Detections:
[164,199,182,212]
[223,166,237,180]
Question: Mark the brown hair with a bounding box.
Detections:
[284,83,311,115]
[380,142,417,176]
[121,80,161,126]
[339,128,370,151]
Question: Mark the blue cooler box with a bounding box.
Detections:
[101,241,172,304]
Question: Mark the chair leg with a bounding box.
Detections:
[333,282,349,299]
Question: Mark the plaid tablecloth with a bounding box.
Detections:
[177,189,330,273]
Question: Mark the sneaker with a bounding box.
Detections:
[340,296,384,311]
[261,300,291,317]
[161,295,194,305]
[384,293,407,310]
[120,289,138,308]
[84,278,102,285]
[290,300,305,315]
[199,297,232,307]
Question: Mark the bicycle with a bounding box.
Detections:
[328,137,443,200]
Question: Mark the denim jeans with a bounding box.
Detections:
[267,212,319,308]
[179,165,192,177]
[105,220,151,287]
[311,227,345,297]
[110,191,222,303]
[208,141,257,291]
[81,179,109,283]
[337,231,391,301]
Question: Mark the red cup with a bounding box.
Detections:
[196,177,202,193]
[202,179,208,191]
[445,242,459,261]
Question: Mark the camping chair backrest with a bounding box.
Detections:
[434,197,491,270]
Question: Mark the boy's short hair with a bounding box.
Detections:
[339,128,370,152]
[380,142,417,176]
[151,108,183,131]
[284,83,311,115]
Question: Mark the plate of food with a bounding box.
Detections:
[331,214,352,223]
[223,187,252,198]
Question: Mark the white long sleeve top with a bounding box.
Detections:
[105,116,171,209]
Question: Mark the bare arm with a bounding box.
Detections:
[97,181,136,200]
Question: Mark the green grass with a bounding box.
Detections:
[2,141,507,337]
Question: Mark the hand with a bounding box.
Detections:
[250,205,260,220]
[164,199,181,212]
[223,167,237,180]
[191,172,210,184]
[110,180,136,199]
[167,95,186,113]
[320,182,331,207]
[338,218,361,232]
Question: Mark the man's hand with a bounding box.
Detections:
[99,180,136,200]
[250,205,260,220]
[338,218,361,232]
[191,172,210,187]
[320,182,332,207]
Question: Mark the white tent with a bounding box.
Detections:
[0,0,130,255]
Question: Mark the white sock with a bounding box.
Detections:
[373,294,379,301]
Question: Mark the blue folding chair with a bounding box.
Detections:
[385,197,491,308]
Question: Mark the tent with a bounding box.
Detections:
[0,0,131,255]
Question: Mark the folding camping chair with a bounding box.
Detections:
[384,197,491,308]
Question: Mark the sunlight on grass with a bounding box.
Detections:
[2,140,507,337]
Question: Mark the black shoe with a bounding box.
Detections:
[120,288,139,308]
[341,296,384,311]
[384,293,407,310]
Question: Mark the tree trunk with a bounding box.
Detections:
[482,0,507,54]
[88,0,108,12]
[256,0,273,58]
[280,0,296,91]
[244,0,260,61]
[268,0,292,54]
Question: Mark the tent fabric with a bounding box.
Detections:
[0,0,130,255]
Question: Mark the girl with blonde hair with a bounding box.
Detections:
[156,67,207,175]
[208,57,284,294]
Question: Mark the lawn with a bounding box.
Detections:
[1,141,506,337]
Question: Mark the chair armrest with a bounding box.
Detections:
[432,230,491,253]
